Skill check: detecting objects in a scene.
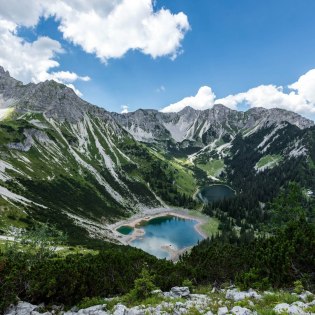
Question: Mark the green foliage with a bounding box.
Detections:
[0,242,181,313]
[253,291,299,314]
[119,141,198,208]
[125,267,157,302]
[0,180,314,312]
[0,224,67,312]
[203,124,315,234]
[186,307,202,315]
[182,279,194,292]
[256,154,282,170]
[182,183,315,290]
[77,297,106,309]
[305,305,315,313]
[237,268,270,291]
[270,183,307,228]
[293,280,304,294]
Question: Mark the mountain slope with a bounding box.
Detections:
[113,104,313,148]
[0,68,197,244]
[1,67,315,245]
[113,103,314,185]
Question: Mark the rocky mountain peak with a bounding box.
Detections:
[178,106,199,115]
[212,103,231,111]
[0,67,95,123]
[0,66,11,77]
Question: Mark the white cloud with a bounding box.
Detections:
[64,83,83,97]
[121,105,129,114]
[0,21,89,95]
[46,0,190,62]
[217,82,315,115]
[41,71,90,83]
[0,0,189,96]
[0,22,63,83]
[160,86,219,113]
[0,0,189,62]
[0,0,43,27]
[161,69,315,117]
[289,69,315,104]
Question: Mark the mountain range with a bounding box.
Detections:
[0,66,314,244]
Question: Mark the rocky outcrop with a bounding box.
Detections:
[0,66,120,127]
[5,288,315,315]
[225,288,262,301]
[273,301,312,314]
[113,105,314,146]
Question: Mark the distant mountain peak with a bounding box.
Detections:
[114,102,314,145]
[178,106,198,114]
[0,66,10,77]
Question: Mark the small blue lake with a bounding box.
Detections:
[130,215,204,259]
[198,184,235,203]
[116,225,134,235]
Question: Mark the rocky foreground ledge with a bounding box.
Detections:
[5,287,315,315]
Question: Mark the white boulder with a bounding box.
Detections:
[231,306,254,315]
[127,306,146,315]
[217,306,229,315]
[5,302,38,315]
[170,287,190,298]
[113,304,128,315]
[274,303,306,314]
[226,289,261,301]
[299,291,314,302]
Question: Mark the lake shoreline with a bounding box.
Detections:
[109,207,209,260]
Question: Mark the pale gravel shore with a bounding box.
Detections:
[108,207,209,260]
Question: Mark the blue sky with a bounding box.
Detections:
[1,0,315,117]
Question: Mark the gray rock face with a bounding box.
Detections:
[1,65,313,161]
[64,305,108,315]
[112,304,128,315]
[0,67,120,128]
[4,301,37,315]
[5,291,315,315]
[231,306,255,315]
[113,104,314,146]
[217,306,229,315]
[170,286,190,298]
[226,289,261,301]
[8,129,54,152]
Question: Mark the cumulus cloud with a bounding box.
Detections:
[161,70,315,117]
[0,0,190,62]
[46,0,190,62]
[0,22,63,83]
[121,105,129,114]
[160,86,219,113]
[0,5,89,95]
[217,76,315,115]
[0,0,43,27]
[41,71,91,83]
[289,69,315,104]
[0,0,189,95]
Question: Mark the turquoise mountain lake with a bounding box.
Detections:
[116,225,134,235]
[129,215,204,259]
[199,184,235,203]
